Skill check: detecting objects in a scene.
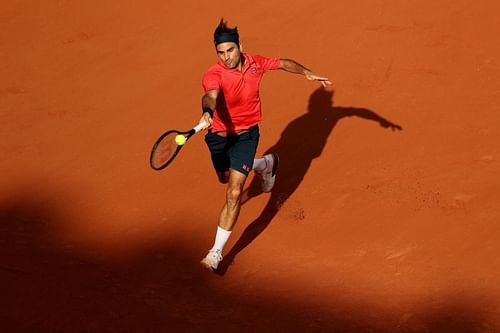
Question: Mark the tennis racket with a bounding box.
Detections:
[150,121,207,171]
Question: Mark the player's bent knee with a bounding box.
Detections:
[226,187,242,203]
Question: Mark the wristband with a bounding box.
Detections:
[202,107,213,118]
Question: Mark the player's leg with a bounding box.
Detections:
[201,132,231,271]
[201,128,259,271]
[218,169,248,231]
[200,169,247,271]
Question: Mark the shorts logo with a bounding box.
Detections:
[242,163,251,172]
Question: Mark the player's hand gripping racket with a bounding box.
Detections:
[150,121,208,171]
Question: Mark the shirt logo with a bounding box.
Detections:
[250,67,257,74]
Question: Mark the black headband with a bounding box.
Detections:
[214,33,240,46]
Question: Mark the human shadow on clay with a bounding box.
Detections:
[216,87,402,275]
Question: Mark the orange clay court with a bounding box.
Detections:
[1,1,499,332]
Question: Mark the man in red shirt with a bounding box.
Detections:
[199,19,331,271]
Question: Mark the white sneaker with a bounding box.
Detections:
[257,153,279,193]
[200,249,223,271]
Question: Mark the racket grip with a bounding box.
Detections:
[193,121,208,133]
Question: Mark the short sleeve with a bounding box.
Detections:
[253,55,280,71]
[202,69,221,92]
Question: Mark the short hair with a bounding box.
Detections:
[213,18,239,46]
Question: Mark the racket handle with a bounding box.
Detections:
[193,121,208,133]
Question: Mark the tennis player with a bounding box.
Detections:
[199,19,331,271]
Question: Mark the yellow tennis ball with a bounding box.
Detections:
[174,134,187,146]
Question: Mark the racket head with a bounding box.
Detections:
[150,130,192,170]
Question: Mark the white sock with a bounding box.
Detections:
[210,226,232,253]
[252,157,266,172]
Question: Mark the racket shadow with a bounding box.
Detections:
[216,87,402,275]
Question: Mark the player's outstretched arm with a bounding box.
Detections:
[279,59,332,87]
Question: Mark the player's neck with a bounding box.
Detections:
[237,54,245,72]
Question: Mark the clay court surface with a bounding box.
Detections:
[1,1,500,332]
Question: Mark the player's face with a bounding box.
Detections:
[216,42,242,69]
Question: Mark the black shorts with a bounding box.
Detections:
[204,125,260,176]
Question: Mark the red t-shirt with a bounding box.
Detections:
[202,53,280,133]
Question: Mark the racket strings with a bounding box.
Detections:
[151,132,180,169]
